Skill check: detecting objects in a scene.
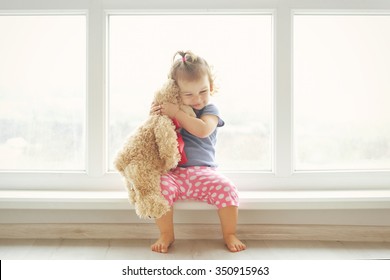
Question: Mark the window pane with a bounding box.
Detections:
[294,15,390,170]
[0,15,86,171]
[108,14,273,171]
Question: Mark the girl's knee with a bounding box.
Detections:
[160,177,177,206]
[209,184,239,208]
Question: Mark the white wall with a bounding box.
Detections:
[1,0,390,227]
[1,209,390,226]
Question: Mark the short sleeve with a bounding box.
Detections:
[199,104,225,127]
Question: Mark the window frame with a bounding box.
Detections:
[105,10,276,173]
[0,0,389,193]
[292,11,390,172]
[0,11,88,172]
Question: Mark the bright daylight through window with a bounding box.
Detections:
[108,14,274,171]
[0,15,86,171]
[294,14,390,171]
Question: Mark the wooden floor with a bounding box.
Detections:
[1,239,390,260]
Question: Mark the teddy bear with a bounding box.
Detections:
[114,79,195,219]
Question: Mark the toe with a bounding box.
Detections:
[231,246,239,252]
[238,243,247,251]
[226,244,238,252]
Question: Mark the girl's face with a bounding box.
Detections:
[178,75,213,111]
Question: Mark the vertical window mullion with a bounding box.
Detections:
[274,7,293,177]
[86,4,105,176]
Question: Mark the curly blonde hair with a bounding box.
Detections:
[168,51,216,95]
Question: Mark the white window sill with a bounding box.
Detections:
[1,190,390,210]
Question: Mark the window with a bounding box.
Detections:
[1,0,390,192]
[294,14,390,171]
[0,14,86,171]
[107,13,274,171]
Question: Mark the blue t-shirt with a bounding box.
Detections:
[179,104,224,167]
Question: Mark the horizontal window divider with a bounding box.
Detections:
[1,189,390,211]
[292,10,390,15]
[0,10,88,15]
[104,9,275,16]
[1,171,389,190]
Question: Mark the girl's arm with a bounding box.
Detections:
[176,110,218,138]
[160,102,218,138]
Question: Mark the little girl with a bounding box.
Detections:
[150,51,246,253]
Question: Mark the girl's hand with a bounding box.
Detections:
[160,102,180,119]
[150,102,161,115]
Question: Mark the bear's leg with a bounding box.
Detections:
[151,207,174,253]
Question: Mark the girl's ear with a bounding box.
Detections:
[210,83,214,94]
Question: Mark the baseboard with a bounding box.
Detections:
[1,223,389,242]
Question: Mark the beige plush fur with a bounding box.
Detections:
[114,79,195,219]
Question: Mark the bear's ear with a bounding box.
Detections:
[165,78,173,88]
[167,78,179,89]
[165,79,179,93]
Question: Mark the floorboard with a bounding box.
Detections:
[1,239,389,260]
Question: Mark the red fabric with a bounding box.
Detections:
[172,118,187,165]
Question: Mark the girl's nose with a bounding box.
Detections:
[194,95,202,102]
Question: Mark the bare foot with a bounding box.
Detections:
[224,234,246,252]
[151,234,175,253]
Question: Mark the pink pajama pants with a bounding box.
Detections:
[160,166,239,209]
